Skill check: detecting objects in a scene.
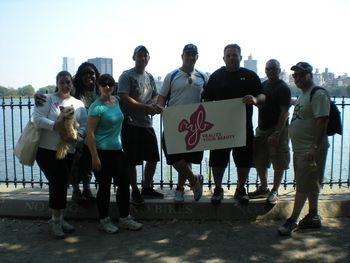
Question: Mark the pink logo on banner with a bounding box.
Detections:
[178,104,214,150]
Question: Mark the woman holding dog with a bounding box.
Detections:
[33,70,87,239]
[34,62,100,203]
[86,74,142,234]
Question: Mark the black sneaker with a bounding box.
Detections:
[298,214,322,229]
[248,186,270,199]
[278,217,298,236]
[234,187,249,205]
[141,187,164,199]
[211,187,224,205]
[82,188,96,202]
[131,189,145,206]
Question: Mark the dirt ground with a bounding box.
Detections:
[1,217,350,263]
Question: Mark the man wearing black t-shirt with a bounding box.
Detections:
[202,43,265,205]
[249,59,291,204]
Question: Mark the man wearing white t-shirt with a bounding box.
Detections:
[157,44,208,203]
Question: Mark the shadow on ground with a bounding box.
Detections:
[1,217,350,263]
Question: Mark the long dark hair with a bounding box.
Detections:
[73,62,100,99]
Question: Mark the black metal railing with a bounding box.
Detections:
[1,96,350,189]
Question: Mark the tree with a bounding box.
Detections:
[0,86,17,97]
[17,85,35,96]
[37,85,56,94]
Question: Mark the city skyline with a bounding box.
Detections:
[0,0,349,89]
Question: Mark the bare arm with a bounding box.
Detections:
[86,116,101,171]
[118,93,162,115]
[306,116,329,163]
[268,105,290,146]
[156,95,166,108]
[242,94,266,106]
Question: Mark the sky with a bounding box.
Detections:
[0,0,349,89]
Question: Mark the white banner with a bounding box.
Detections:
[163,98,246,154]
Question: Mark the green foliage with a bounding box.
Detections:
[0,85,56,98]
[0,86,17,97]
[17,85,35,96]
[37,85,56,94]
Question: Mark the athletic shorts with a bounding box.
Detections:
[253,127,290,170]
[162,134,203,165]
[209,134,253,168]
[121,123,160,166]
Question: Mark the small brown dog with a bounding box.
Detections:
[56,105,79,160]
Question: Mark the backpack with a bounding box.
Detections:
[309,87,342,136]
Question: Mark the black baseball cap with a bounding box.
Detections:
[183,44,198,54]
[290,62,313,73]
[133,45,149,56]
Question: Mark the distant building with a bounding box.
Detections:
[62,57,75,75]
[244,54,257,74]
[87,57,113,75]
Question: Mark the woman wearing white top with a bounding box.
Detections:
[33,71,87,239]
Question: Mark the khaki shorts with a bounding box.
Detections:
[293,149,328,194]
[253,127,290,171]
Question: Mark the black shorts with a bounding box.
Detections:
[162,134,203,165]
[209,134,253,168]
[122,123,160,166]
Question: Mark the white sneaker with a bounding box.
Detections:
[174,189,185,203]
[191,175,204,201]
[119,215,142,231]
[267,190,279,205]
[99,217,119,234]
[49,219,65,239]
[61,219,75,233]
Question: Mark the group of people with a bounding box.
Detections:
[33,43,330,238]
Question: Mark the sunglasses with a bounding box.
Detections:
[292,73,307,79]
[265,67,279,71]
[100,82,114,87]
[82,70,96,76]
[187,74,193,85]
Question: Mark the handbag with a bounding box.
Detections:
[14,121,41,166]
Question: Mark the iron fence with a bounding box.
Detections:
[1,96,349,189]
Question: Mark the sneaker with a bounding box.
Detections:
[267,190,279,205]
[191,175,204,201]
[61,219,75,233]
[299,214,322,229]
[174,188,185,203]
[118,215,143,231]
[248,186,270,199]
[141,187,164,199]
[234,187,249,205]
[278,218,298,236]
[131,189,145,206]
[49,219,65,239]
[71,189,85,203]
[82,188,96,201]
[211,187,224,205]
[99,217,119,234]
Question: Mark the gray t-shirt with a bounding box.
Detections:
[289,87,330,153]
[118,68,158,127]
